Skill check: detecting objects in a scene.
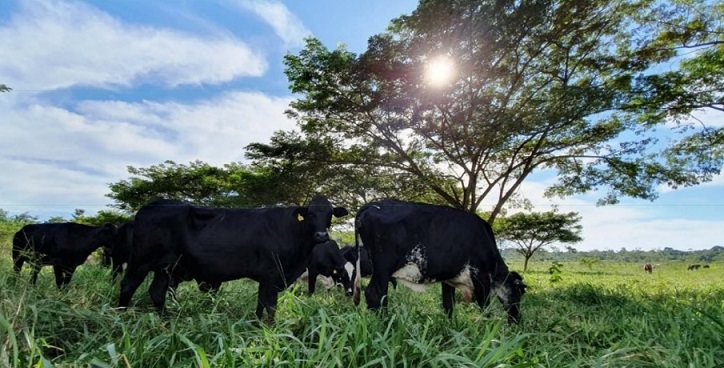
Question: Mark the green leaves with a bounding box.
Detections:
[497,210,583,271]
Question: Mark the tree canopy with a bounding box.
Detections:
[277,0,724,222]
[497,210,583,271]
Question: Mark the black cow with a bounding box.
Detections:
[353,200,526,323]
[12,222,117,288]
[305,240,354,296]
[103,221,134,281]
[118,196,348,322]
[688,264,701,270]
[103,220,222,294]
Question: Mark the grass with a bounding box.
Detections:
[1,258,722,367]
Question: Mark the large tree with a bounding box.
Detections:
[280,0,724,223]
[497,211,583,271]
[106,160,277,212]
[246,130,452,211]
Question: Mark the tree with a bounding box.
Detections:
[245,130,451,211]
[0,84,10,92]
[106,160,277,212]
[497,211,583,271]
[282,0,723,223]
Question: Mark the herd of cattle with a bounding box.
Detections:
[11,196,526,324]
[642,262,712,273]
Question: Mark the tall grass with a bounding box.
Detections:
[1,258,722,367]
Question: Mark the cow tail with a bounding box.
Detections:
[352,212,363,306]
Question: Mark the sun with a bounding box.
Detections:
[424,56,455,87]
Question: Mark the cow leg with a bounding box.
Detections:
[53,265,76,288]
[307,270,318,296]
[149,271,170,313]
[30,262,42,285]
[255,283,279,324]
[119,263,152,308]
[365,274,391,310]
[442,283,456,318]
[12,248,25,274]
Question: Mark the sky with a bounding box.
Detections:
[1,0,722,252]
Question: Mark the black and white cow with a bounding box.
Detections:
[305,240,354,296]
[353,200,526,323]
[118,196,348,322]
[341,245,373,279]
[12,222,117,288]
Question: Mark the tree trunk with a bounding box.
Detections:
[523,255,531,272]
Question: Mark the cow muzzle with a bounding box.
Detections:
[314,231,329,242]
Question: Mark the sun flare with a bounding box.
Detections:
[425,56,455,87]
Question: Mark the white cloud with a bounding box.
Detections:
[0,91,295,219]
[231,0,311,48]
[497,177,724,251]
[0,0,267,91]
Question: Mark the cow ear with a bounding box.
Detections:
[333,207,349,218]
[293,207,308,221]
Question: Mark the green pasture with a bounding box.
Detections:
[1,256,722,367]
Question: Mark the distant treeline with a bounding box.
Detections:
[501,246,724,264]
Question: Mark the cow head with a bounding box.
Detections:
[494,271,527,324]
[96,223,118,245]
[330,262,355,296]
[293,195,348,243]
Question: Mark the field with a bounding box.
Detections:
[1,257,722,367]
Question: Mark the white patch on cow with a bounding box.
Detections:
[494,284,512,305]
[344,262,354,281]
[317,275,335,289]
[443,265,476,302]
[392,263,429,292]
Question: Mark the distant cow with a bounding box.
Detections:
[305,240,354,296]
[687,264,701,270]
[703,264,710,269]
[13,222,117,288]
[118,196,348,322]
[353,200,526,323]
[643,263,652,273]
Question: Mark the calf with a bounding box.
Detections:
[354,200,526,323]
[643,263,652,273]
[119,196,348,322]
[13,222,117,288]
[306,240,354,296]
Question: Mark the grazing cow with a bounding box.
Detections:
[305,240,354,296]
[12,222,117,288]
[103,221,134,281]
[118,196,348,322]
[101,221,217,294]
[687,264,701,270]
[353,200,526,323]
[643,263,653,273]
[703,264,710,269]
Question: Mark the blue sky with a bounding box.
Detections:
[1,0,722,251]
